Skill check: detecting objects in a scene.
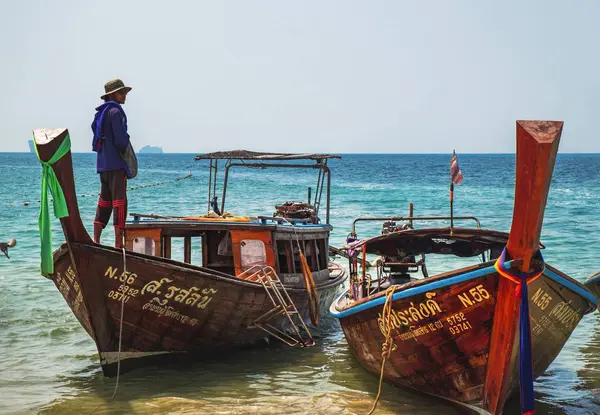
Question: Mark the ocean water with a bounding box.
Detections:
[1,152,600,414]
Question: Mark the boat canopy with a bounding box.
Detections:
[194,150,341,161]
[354,228,520,258]
[195,149,340,224]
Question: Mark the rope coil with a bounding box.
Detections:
[368,285,399,415]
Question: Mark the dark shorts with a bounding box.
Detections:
[94,170,127,229]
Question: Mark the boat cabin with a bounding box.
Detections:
[344,210,544,298]
[124,151,340,287]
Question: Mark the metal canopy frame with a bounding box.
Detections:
[351,215,482,235]
[201,154,337,224]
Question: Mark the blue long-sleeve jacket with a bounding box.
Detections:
[91,102,130,173]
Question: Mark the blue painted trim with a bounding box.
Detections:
[331,262,598,319]
[331,264,497,319]
[545,268,598,307]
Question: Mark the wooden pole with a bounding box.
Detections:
[184,236,192,264]
[483,120,562,414]
[449,182,454,233]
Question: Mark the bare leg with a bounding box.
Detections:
[115,228,125,248]
[94,222,104,244]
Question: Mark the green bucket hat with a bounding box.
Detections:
[101,79,132,100]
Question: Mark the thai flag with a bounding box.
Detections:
[450,151,463,185]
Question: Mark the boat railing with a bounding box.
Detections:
[351,215,481,234]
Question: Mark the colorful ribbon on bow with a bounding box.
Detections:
[494,247,545,415]
[36,134,71,275]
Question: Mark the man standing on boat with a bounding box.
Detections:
[91,79,133,248]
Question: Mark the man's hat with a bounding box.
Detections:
[101,79,132,100]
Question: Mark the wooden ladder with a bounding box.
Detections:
[239,266,315,347]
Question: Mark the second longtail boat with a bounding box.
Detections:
[330,121,597,414]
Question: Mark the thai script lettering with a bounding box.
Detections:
[549,301,581,330]
[377,292,442,335]
[73,291,83,314]
[398,325,430,341]
[55,273,71,298]
[142,302,199,326]
[65,266,76,283]
[141,278,218,310]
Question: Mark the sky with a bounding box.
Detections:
[1,0,599,153]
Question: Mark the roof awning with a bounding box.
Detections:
[194,150,341,161]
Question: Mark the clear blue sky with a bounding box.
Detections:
[1,1,598,153]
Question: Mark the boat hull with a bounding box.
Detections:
[583,273,600,303]
[51,242,344,376]
[331,262,596,414]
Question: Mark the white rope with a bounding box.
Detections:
[110,242,127,399]
[88,240,127,414]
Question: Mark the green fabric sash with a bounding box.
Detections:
[36,134,71,275]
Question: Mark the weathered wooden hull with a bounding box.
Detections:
[51,242,345,376]
[583,273,600,303]
[331,261,596,414]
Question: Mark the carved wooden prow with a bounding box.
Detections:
[33,128,92,244]
[483,120,562,414]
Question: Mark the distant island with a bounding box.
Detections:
[28,140,35,153]
[139,145,164,154]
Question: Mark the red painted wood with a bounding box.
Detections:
[483,120,562,414]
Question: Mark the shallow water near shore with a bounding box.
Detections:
[2,152,600,414]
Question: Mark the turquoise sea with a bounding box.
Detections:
[1,152,600,414]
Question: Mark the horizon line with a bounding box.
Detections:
[4,151,600,155]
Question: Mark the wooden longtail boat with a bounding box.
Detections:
[330,121,598,414]
[33,129,346,376]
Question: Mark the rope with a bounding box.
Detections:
[368,286,398,415]
[300,251,320,326]
[87,239,128,415]
[111,242,127,398]
[281,217,320,326]
[9,172,193,206]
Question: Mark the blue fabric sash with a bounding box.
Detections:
[494,248,544,415]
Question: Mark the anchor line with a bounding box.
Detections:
[280,217,320,327]
[86,239,128,415]
[9,172,193,206]
[111,242,127,399]
[368,285,399,415]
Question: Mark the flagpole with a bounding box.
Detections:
[450,149,455,235]
[450,181,454,235]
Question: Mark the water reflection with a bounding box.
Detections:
[37,318,460,414]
